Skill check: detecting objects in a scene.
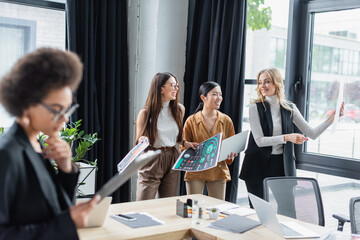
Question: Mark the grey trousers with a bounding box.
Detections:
[136,147,179,201]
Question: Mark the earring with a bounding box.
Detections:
[21,111,30,128]
[23,116,30,128]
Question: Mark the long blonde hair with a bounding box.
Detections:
[252,68,293,112]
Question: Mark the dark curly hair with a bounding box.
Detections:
[0,48,83,117]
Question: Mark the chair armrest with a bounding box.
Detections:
[332,214,350,223]
[332,214,350,231]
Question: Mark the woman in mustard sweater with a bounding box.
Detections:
[181,82,237,200]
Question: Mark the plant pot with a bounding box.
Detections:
[209,210,219,220]
[77,162,96,196]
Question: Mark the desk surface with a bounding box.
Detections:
[78,194,329,240]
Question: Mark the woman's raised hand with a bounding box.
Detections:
[43,136,73,173]
[328,101,345,122]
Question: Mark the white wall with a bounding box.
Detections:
[127,0,188,200]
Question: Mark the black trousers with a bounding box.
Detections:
[245,154,284,207]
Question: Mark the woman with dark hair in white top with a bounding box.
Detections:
[135,72,195,200]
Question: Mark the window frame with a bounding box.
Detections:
[286,0,360,180]
[0,16,36,54]
[0,0,65,10]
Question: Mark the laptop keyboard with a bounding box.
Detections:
[280,223,302,236]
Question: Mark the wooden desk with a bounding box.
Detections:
[78,194,329,240]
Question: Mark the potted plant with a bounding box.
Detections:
[39,119,100,196]
[209,207,220,220]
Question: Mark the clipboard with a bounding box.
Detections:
[117,137,149,173]
[96,149,161,200]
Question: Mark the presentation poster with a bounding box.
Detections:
[172,133,222,172]
[117,137,149,173]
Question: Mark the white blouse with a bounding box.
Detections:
[153,101,179,148]
[249,95,332,154]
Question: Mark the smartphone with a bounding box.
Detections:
[113,214,137,221]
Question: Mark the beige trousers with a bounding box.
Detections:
[186,179,226,200]
[136,148,179,201]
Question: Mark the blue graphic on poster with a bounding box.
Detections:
[172,133,222,172]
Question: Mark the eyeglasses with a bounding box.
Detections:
[41,102,79,121]
[167,83,179,90]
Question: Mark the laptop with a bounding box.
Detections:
[219,130,249,161]
[76,196,113,228]
[248,193,320,239]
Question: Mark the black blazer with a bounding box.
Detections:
[0,123,79,240]
[239,101,295,183]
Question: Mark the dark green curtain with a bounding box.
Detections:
[183,0,247,203]
[66,0,130,203]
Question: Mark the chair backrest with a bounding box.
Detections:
[350,196,360,234]
[263,176,325,226]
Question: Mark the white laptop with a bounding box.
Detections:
[248,193,320,239]
[219,130,249,161]
[76,196,112,228]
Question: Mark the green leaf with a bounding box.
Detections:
[247,0,272,31]
[36,118,99,197]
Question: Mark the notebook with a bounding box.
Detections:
[209,214,260,233]
[76,196,112,228]
[248,193,320,239]
[110,212,164,228]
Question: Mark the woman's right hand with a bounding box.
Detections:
[284,133,308,144]
[70,195,100,228]
[184,141,199,150]
[138,136,148,143]
[43,136,72,173]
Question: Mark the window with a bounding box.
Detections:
[0,0,65,128]
[270,38,287,69]
[288,0,360,179]
[306,8,360,159]
[244,0,290,80]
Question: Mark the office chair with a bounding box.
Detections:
[263,176,325,226]
[350,196,360,234]
[333,196,360,234]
